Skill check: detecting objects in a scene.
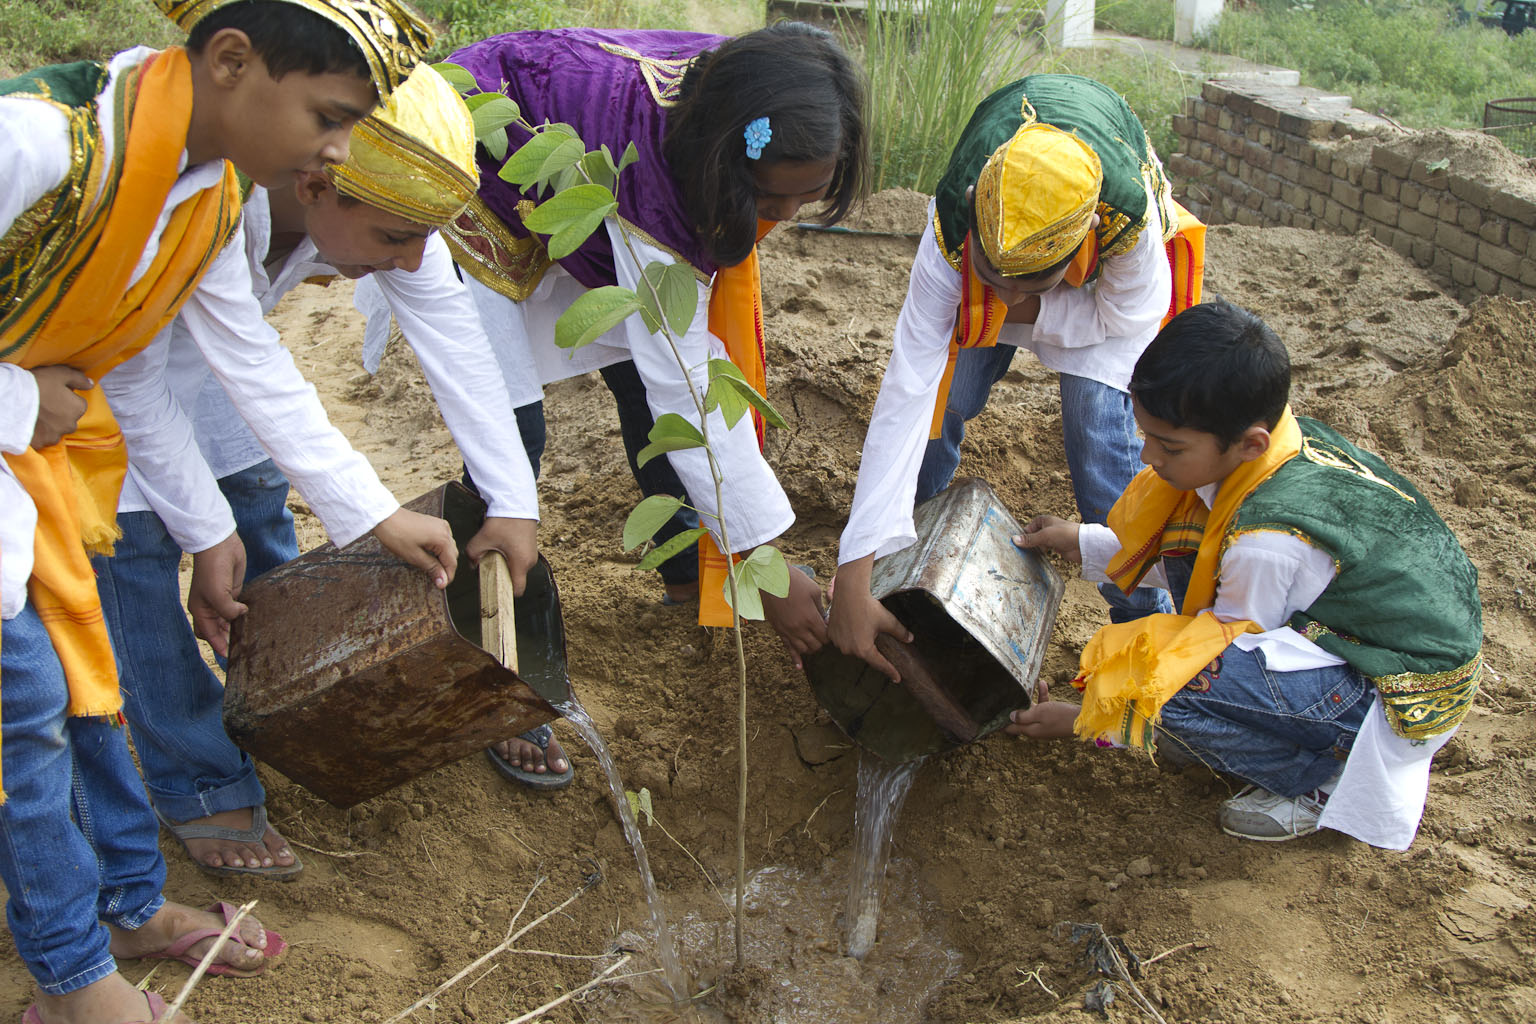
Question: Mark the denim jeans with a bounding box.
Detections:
[1153,554,1372,796]
[92,459,298,824]
[472,360,700,587]
[917,343,1172,622]
[0,604,165,994]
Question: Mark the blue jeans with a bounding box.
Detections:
[0,604,165,994]
[1153,554,1372,796]
[918,344,1172,622]
[92,459,298,824]
[472,360,700,587]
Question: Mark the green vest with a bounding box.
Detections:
[0,61,112,357]
[1230,418,1482,739]
[932,74,1177,277]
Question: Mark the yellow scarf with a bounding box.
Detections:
[1071,408,1301,749]
[1,48,241,749]
[697,219,773,627]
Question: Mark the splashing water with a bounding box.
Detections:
[556,698,689,1000]
[843,750,926,959]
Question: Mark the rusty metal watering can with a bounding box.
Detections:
[804,477,1064,763]
[224,481,570,807]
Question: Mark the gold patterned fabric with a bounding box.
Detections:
[154,0,433,95]
[974,122,1102,276]
[328,64,478,226]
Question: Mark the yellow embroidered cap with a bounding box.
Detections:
[155,0,434,96]
[974,122,1103,276]
[326,64,479,227]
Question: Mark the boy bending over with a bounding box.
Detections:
[1014,302,1481,848]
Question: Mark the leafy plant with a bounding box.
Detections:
[441,60,790,969]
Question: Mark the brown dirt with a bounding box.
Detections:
[5,192,1535,1023]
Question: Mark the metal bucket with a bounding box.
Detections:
[224,481,570,807]
[804,477,1064,763]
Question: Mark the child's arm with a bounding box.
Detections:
[365,235,540,593]
[828,214,962,679]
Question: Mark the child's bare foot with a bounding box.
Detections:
[29,972,189,1023]
[108,900,274,975]
[662,580,699,605]
[157,805,300,877]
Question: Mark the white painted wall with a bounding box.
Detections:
[1045,0,1096,48]
[1175,0,1223,44]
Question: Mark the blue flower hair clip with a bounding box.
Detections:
[743,116,772,160]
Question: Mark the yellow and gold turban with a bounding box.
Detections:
[326,64,479,227]
[155,0,434,96]
[973,122,1103,276]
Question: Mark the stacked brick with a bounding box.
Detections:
[1169,77,1536,304]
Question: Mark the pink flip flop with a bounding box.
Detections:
[139,901,288,978]
[22,990,169,1023]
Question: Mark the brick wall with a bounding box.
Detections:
[1170,78,1536,303]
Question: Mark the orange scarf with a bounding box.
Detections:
[697,219,773,627]
[928,202,1205,440]
[1071,409,1301,749]
[1,48,241,744]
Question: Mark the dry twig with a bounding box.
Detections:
[1144,940,1202,966]
[163,900,258,1021]
[501,955,636,1024]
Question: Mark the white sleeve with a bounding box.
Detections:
[1079,522,1169,591]
[171,227,399,547]
[1033,220,1171,351]
[101,328,237,552]
[0,364,40,456]
[608,221,793,554]
[1211,531,1337,628]
[371,235,538,521]
[838,220,961,564]
[0,97,72,241]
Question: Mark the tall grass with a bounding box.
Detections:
[1096,0,1536,131]
[414,0,759,58]
[0,0,177,76]
[853,0,1046,193]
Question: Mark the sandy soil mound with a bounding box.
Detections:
[4,197,1533,1024]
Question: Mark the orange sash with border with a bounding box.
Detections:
[928,202,1205,440]
[696,220,773,627]
[1,48,241,750]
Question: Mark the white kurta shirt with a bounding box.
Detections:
[838,199,1172,567]
[464,219,793,554]
[1079,481,1454,850]
[115,187,537,535]
[0,48,400,619]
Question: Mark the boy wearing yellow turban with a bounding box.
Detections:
[94,64,557,885]
[831,75,1196,681]
[1012,303,1481,848]
[0,2,443,1020]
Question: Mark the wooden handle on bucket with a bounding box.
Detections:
[479,551,518,673]
[874,634,980,744]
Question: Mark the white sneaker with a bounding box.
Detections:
[1219,785,1327,841]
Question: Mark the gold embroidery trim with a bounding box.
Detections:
[598,41,695,108]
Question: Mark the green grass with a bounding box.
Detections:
[0,1,178,76]
[1096,0,1536,131]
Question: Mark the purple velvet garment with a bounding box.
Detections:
[449,29,729,290]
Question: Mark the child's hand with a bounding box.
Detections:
[189,532,249,658]
[373,508,457,589]
[29,365,93,448]
[1004,677,1078,739]
[1013,515,1082,564]
[828,556,914,682]
[465,517,538,596]
[762,562,828,670]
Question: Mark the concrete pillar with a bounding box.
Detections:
[1045,0,1095,49]
[1175,0,1223,44]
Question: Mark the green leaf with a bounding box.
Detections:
[579,149,616,191]
[722,569,766,621]
[522,183,617,234]
[719,373,789,430]
[553,286,639,350]
[617,140,639,173]
[704,371,752,429]
[431,61,476,93]
[482,130,508,163]
[623,494,685,551]
[636,413,706,467]
[635,261,698,337]
[467,95,521,139]
[498,128,582,189]
[740,543,791,598]
[624,788,655,826]
[637,527,708,571]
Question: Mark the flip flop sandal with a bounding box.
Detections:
[23,990,170,1023]
[137,901,288,978]
[486,724,575,791]
[152,803,304,880]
